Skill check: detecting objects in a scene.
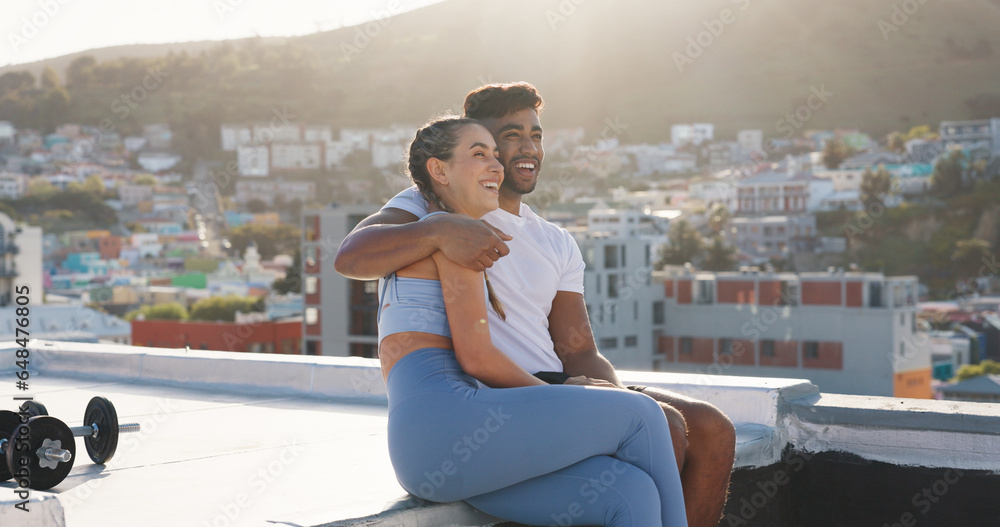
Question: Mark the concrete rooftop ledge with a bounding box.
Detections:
[786,393,1000,471]
[5,340,390,403]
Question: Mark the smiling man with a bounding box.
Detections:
[334,82,735,527]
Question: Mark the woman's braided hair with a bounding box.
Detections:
[406,116,507,320]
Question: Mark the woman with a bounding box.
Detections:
[378,116,687,527]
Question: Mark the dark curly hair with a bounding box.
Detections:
[406,116,507,320]
[463,82,544,121]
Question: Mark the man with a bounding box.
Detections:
[335,82,734,527]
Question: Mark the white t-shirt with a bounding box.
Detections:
[383,187,585,373]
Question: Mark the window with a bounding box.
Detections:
[347,214,368,231]
[305,307,318,325]
[349,280,379,336]
[600,337,618,349]
[608,275,618,298]
[695,279,714,304]
[779,281,799,306]
[305,276,318,295]
[869,282,883,307]
[680,337,693,354]
[653,301,665,325]
[761,340,775,357]
[305,215,320,241]
[350,343,377,358]
[719,339,733,355]
[305,340,320,356]
[621,245,627,268]
[604,245,618,269]
[803,341,819,359]
[625,336,638,347]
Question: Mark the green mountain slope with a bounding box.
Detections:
[3,0,1000,140]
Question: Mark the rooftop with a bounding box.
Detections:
[2,340,999,526]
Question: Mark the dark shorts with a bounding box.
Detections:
[532,371,648,393]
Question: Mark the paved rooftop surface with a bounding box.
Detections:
[2,375,402,527]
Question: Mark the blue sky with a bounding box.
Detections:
[2,0,445,67]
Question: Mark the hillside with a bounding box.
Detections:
[2,0,1000,141]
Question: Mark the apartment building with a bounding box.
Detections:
[574,208,666,369]
[301,205,379,357]
[654,269,932,398]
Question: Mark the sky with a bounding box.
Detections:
[1,0,446,67]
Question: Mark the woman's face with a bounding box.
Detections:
[437,124,504,218]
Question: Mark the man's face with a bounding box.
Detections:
[481,108,544,197]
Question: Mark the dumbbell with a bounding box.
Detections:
[14,400,48,418]
[0,396,141,490]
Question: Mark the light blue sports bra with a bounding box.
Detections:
[377,274,452,345]
[377,211,465,345]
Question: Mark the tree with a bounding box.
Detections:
[822,138,854,169]
[125,302,188,321]
[133,174,157,186]
[886,132,906,153]
[655,220,704,268]
[951,238,991,286]
[954,359,1000,382]
[27,178,57,196]
[227,223,300,260]
[65,55,98,90]
[904,125,937,142]
[271,250,302,294]
[931,149,965,196]
[860,165,893,211]
[702,235,737,271]
[40,67,62,90]
[189,295,263,322]
[707,203,731,235]
[246,198,268,213]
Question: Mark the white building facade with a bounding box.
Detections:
[654,270,932,398]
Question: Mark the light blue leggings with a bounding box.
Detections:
[386,348,687,527]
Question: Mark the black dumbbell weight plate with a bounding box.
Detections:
[22,401,48,418]
[83,396,119,464]
[5,416,76,491]
[0,410,21,481]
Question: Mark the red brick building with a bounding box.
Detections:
[132,319,302,354]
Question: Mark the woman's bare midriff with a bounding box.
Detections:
[379,255,449,382]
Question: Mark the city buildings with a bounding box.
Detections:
[0,211,43,307]
[654,269,932,398]
[572,208,665,370]
[939,118,1000,151]
[302,204,379,357]
[670,123,714,147]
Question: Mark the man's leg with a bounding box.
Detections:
[631,385,735,527]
